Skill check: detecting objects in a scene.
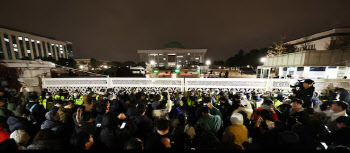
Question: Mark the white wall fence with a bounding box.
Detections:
[42,78,350,95]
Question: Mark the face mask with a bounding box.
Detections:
[45,96,50,99]
[73,93,78,98]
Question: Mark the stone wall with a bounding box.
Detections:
[3,60,55,94]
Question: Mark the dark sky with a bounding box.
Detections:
[1,0,350,62]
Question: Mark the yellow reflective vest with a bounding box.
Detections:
[75,96,84,105]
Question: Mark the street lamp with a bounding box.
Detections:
[150,60,155,65]
[206,60,211,66]
[260,57,266,63]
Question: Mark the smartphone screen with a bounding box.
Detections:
[120,122,126,129]
[96,123,101,127]
[321,142,328,150]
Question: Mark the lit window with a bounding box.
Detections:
[4,38,9,42]
[179,60,181,62]
[159,54,163,55]
[56,44,58,47]
[14,48,18,52]
[31,39,35,42]
[25,38,29,41]
[52,44,54,46]
[188,53,190,55]
[60,45,62,47]
[177,56,183,58]
[37,40,40,43]
[163,58,166,60]
[13,44,17,47]
[195,57,199,60]
[60,51,63,53]
[48,53,52,55]
[18,37,22,40]
[27,50,31,53]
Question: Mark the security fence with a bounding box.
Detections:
[42,77,350,95]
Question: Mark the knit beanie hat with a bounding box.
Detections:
[230,113,243,125]
[10,130,30,145]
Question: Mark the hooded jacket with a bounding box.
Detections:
[253,104,279,121]
[7,116,30,133]
[222,113,248,149]
[197,114,222,134]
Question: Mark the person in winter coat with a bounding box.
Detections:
[7,98,21,117]
[253,99,279,122]
[27,129,64,150]
[197,106,222,134]
[73,110,95,135]
[289,99,308,124]
[130,104,153,142]
[25,92,46,125]
[7,109,33,137]
[294,79,315,108]
[71,131,94,150]
[126,138,144,151]
[10,129,31,150]
[326,116,350,148]
[0,98,13,118]
[145,118,173,151]
[335,88,350,104]
[192,122,220,150]
[57,101,75,125]
[222,113,248,150]
[171,113,192,150]
[40,111,63,136]
[324,101,349,131]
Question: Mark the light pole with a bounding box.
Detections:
[205,60,211,78]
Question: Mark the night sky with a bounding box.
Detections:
[1,0,350,62]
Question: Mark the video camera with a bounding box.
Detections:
[290,79,305,94]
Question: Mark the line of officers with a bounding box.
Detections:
[37,87,280,112]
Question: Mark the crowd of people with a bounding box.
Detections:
[0,79,350,151]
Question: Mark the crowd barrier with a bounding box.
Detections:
[42,77,350,95]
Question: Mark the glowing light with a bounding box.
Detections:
[260,57,266,63]
[206,60,211,66]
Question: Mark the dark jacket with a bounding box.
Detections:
[192,130,220,150]
[41,120,63,135]
[296,86,315,108]
[131,115,153,141]
[7,116,30,133]
[26,102,46,124]
[329,127,350,148]
[145,133,173,151]
[27,140,64,150]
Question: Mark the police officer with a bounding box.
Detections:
[293,79,315,108]
[54,89,65,101]
[42,92,55,109]
[73,90,84,106]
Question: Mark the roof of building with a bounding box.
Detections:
[0,25,58,40]
[284,28,350,45]
[137,48,207,54]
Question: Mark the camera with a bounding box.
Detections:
[290,79,304,94]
